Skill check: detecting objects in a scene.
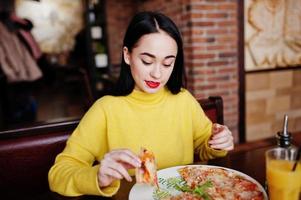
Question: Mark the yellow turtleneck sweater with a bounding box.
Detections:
[48,87,226,197]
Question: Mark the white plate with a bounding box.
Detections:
[129,165,268,200]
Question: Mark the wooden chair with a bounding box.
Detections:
[198,96,224,125]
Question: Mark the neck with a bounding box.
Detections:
[127,87,168,105]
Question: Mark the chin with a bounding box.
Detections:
[143,87,161,94]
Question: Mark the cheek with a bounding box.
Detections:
[130,61,147,78]
[131,67,142,78]
[164,67,174,79]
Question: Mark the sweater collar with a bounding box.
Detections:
[127,87,168,105]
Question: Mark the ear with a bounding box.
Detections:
[123,47,130,65]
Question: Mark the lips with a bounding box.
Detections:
[145,81,160,88]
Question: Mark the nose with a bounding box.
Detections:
[150,64,161,79]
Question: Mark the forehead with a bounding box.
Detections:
[133,31,178,56]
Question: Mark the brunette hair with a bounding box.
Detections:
[112,11,186,96]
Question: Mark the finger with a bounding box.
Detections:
[107,160,132,182]
[212,128,231,140]
[100,160,132,182]
[212,123,224,134]
[102,167,123,180]
[104,153,139,169]
[108,150,141,167]
[217,142,234,151]
[211,130,229,140]
[224,145,234,151]
[209,135,228,145]
[112,153,141,168]
[120,161,137,170]
[122,149,142,165]
[111,149,140,162]
[210,139,233,150]
[100,157,131,181]
[210,143,228,150]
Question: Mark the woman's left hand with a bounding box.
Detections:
[208,123,234,151]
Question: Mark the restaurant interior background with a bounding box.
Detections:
[0,0,300,143]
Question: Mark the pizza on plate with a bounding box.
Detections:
[161,166,264,200]
[135,148,158,187]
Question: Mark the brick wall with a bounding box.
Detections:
[106,0,239,142]
[184,0,239,141]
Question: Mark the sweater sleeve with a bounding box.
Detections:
[189,95,227,161]
[48,99,120,197]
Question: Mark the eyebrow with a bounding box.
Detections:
[140,52,176,59]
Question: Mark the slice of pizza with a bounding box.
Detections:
[177,166,264,200]
[135,147,158,187]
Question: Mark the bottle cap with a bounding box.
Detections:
[276,114,292,148]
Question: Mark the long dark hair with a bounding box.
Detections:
[112,11,186,96]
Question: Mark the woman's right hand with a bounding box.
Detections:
[97,149,141,188]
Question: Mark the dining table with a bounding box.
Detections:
[18,132,301,200]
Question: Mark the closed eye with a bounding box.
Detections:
[163,58,175,68]
[163,61,174,67]
[142,60,152,65]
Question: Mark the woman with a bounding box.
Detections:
[48,11,234,197]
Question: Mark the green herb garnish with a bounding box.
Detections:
[166,177,213,200]
[153,188,171,200]
[193,181,213,200]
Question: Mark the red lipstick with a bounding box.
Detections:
[145,81,160,88]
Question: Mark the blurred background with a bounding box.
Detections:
[0,0,300,143]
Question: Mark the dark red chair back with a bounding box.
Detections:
[198,96,224,125]
[0,121,77,196]
[194,96,224,162]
